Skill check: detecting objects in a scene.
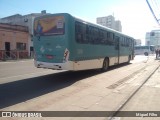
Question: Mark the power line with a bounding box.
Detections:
[151,0,160,19]
[146,0,160,25]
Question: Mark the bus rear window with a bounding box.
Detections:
[34,16,65,36]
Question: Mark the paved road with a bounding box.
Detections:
[0,55,160,120]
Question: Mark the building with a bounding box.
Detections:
[96,15,122,32]
[0,10,49,58]
[145,32,150,45]
[0,23,29,60]
[0,10,48,34]
[134,39,142,46]
[145,30,160,48]
[115,20,122,32]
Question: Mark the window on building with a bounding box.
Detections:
[16,42,26,50]
[150,32,155,36]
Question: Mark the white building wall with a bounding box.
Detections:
[145,30,160,48]
[145,32,150,45]
[135,39,141,46]
[96,15,122,32]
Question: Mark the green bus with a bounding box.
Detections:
[33,13,134,71]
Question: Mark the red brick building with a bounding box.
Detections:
[0,23,29,60]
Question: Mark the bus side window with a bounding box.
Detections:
[150,46,154,51]
[129,39,132,47]
[99,29,106,44]
[93,27,99,44]
[126,38,129,47]
[126,38,128,47]
[135,47,137,50]
[95,28,100,44]
[110,33,114,45]
[123,37,125,46]
[82,23,87,44]
[86,25,89,34]
[85,25,89,43]
[88,26,94,44]
[120,36,123,46]
[121,37,123,46]
[115,36,120,50]
[120,37,122,46]
[107,32,113,45]
[103,31,108,45]
[75,21,87,44]
[75,22,81,43]
[112,33,115,45]
[124,38,127,47]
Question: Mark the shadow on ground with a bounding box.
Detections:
[0,63,130,109]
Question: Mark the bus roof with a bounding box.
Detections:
[135,45,155,47]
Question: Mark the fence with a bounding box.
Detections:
[0,50,29,61]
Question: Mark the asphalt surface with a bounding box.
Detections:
[1,55,160,120]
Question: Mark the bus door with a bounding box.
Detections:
[115,36,120,64]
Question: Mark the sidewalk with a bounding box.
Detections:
[120,58,160,120]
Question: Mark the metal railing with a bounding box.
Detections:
[0,50,29,61]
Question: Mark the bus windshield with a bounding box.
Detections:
[34,16,65,36]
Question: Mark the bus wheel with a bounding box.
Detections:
[127,55,131,63]
[102,58,109,71]
[144,52,148,56]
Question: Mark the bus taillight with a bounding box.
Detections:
[46,55,54,59]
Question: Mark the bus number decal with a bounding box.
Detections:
[57,19,64,29]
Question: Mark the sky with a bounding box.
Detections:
[0,0,159,44]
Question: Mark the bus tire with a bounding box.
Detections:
[127,55,131,63]
[144,52,148,56]
[102,58,109,71]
